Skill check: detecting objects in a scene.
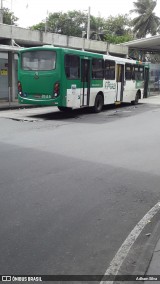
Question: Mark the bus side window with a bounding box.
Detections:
[132,66,136,80]
[65,54,80,79]
[105,60,115,80]
[139,66,144,80]
[92,58,104,79]
[132,65,144,81]
[125,64,132,80]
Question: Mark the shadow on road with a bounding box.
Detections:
[27,103,143,122]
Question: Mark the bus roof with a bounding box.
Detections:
[19,45,145,65]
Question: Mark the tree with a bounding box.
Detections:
[131,0,160,38]
[30,10,108,39]
[30,22,45,32]
[104,33,133,44]
[30,10,133,44]
[103,14,134,43]
[30,11,88,37]
[3,7,18,25]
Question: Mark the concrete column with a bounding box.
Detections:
[8,51,16,102]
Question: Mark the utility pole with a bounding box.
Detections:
[11,0,13,23]
[82,30,86,50]
[87,6,90,40]
[10,0,13,45]
[0,0,3,23]
[45,10,48,33]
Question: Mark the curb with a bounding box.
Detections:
[0,104,43,111]
[133,221,160,276]
[115,213,160,284]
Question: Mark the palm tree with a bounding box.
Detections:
[131,0,160,38]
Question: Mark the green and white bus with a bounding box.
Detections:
[18,46,149,112]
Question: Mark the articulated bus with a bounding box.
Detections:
[18,46,149,112]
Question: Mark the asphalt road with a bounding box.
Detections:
[0,103,160,282]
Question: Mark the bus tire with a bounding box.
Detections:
[58,106,72,112]
[93,94,104,113]
[131,92,140,105]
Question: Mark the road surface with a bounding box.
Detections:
[0,103,160,282]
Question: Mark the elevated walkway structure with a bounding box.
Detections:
[0,23,128,55]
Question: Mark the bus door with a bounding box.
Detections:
[144,67,149,98]
[81,59,91,106]
[116,64,124,102]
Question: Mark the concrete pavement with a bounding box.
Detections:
[1,95,160,280]
[145,238,160,281]
[0,100,35,110]
[140,95,160,105]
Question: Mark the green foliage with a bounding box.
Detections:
[90,15,106,34]
[3,7,18,25]
[103,14,134,43]
[30,22,45,31]
[131,0,160,38]
[31,10,88,37]
[104,15,132,36]
[30,10,133,44]
[105,34,134,44]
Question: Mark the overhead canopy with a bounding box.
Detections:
[124,35,160,53]
[0,44,21,52]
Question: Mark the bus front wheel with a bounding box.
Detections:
[93,94,104,113]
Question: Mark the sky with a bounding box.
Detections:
[3,0,160,28]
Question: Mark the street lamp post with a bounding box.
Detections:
[0,0,3,23]
[11,0,13,23]
[82,30,86,50]
[87,6,90,40]
[10,0,13,45]
[45,10,48,33]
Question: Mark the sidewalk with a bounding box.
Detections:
[0,100,38,110]
[140,94,160,105]
[144,238,160,281]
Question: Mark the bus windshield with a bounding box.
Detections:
[21,50,56,71]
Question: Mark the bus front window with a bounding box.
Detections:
[21,50,56,71]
